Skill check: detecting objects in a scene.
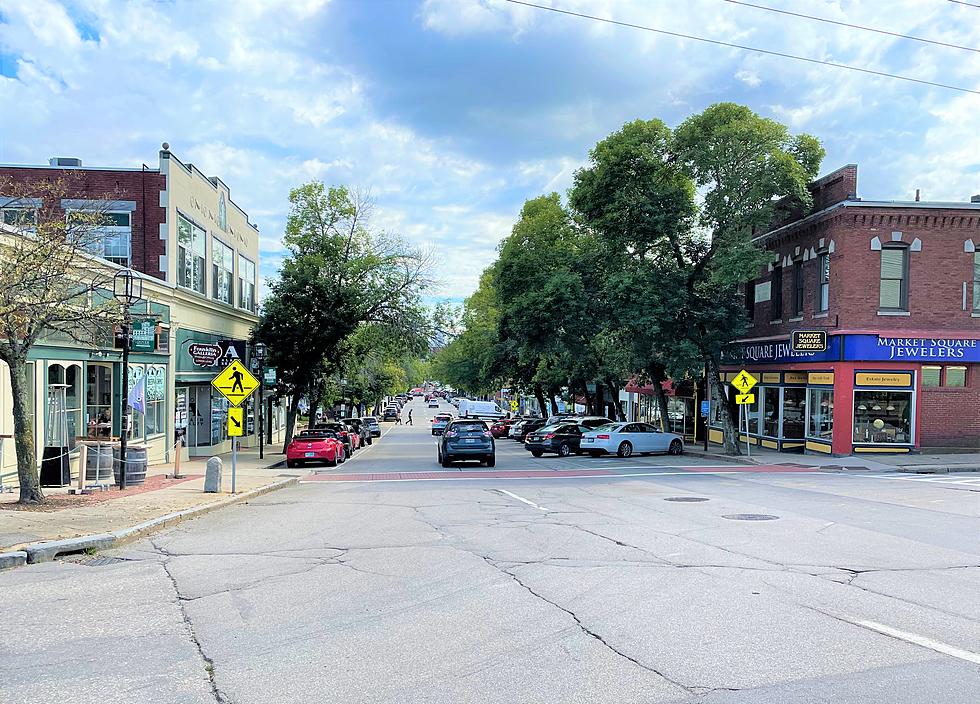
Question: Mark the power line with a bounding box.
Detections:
[724,0,980,54]
[503,0,980,97]
[947,0,980,9]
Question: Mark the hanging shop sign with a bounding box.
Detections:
[217,339,247,368]
[790,329,827,353]
[188,343,222,367]
[263,368,277,386]
[130,319,157,352]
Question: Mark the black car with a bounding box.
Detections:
[525,423,589,457]
[314,422,357,456]
[382,408,398,422]
[514,418,549,442]
[341,417,373,445]
[437,419,495,467]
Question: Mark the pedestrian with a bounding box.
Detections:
[396,410,402,425]
[407,408,413,426]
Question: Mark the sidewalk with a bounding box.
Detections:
[0,446,291,556]
[686,444,980,473]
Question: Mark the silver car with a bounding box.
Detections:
[581,422,684,458]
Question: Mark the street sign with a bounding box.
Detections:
[791,329,827,353]
[130,319,157,352]
[227,407,244,437]
[730,369,758,394]
[510,400,518,411]
[735,393,755,405]
[211,360,260,407]
[264,368,277,386]
[700,400,710,417]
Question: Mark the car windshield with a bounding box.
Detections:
[452,422,486,432]
[295,431,333,440]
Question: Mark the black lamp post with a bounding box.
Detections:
[113,269,143,490]
[253,342,267,460]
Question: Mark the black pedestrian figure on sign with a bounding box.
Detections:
[230,368,245,394]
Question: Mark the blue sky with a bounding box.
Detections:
[1,0,979,302]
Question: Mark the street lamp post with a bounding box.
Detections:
[113,270,143,490]
[253,342,267,460]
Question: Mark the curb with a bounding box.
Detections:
[894,464,980,474]
[684,449,765,465]
[6,476,299,569]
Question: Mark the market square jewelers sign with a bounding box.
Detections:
[846,336,980,361]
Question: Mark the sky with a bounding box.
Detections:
[1,0,979,303]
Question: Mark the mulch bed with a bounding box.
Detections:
[0,474,203,512]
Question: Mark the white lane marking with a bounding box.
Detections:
[496,489,549,511]
[299,470,765,484]
[847,618,980,666]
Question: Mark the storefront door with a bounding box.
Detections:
[186,386,212,447]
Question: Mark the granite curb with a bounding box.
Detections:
[894,464,980,474]
[1,473,298,571]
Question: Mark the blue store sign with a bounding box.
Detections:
[845,335,980,362]
[724,336,842,365]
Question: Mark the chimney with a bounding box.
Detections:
[915,189,920,202]
[971,195,980,204]
[49,157,82,167]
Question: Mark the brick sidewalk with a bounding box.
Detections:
[0,447,290,552]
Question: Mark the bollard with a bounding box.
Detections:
[204,457,223,493]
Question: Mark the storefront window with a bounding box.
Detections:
[211,391,228,445]
[127,365,146,440]
[762,387,780,437]
[853,391,912,444]
[782,387,805,439]
[145,365,166,436]
[47,364,82,449]
[746,393,762,434]
[807,388,834,440]
[86,364,113,438]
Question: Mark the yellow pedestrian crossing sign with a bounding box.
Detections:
[730,369,758,394]
[510,400,518,411]
[211,360,260,407]
[227,407,244,436]
[735,393,755,405]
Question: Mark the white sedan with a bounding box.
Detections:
[581,423,684,458]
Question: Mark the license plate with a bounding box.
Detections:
[304,452,315,457]
[584,438,593,443]
[461,438,476,444]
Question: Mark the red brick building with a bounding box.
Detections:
[0,157,168,280]
[717,164,980,455]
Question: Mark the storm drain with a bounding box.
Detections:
[663,497,710,503]
[722,513,779,521]
[59,555,129,567]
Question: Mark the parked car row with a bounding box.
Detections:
[285,415,383,469]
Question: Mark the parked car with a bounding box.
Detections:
[431,412,453,436]
[581,422,684,457]
[314,422,360,455]
[341,418,372,446]
[361,416,381,437]
[286,429,345,468]
[513,418,549,441]
[490,418,517,438]
[427,398,440,408]
[382,408,399,422]
[525,423,589,458]
[438,419,495,467]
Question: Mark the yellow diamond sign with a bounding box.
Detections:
[730,369,758,394]
[211,360,260,407]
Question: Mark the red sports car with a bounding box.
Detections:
[286,430,345,468]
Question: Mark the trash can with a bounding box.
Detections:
[113,444,148,487]
[84,441,115,483]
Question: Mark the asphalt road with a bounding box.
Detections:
[2,397,978,703]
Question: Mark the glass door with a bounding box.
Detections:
[782,387,806,439]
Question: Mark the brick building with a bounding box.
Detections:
[716,164,980,455]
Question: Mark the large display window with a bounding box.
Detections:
[853,390,912,444]
[762,387,780,437]
[782,387,805,439]
[807,388,834,440]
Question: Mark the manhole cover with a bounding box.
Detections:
[722,514,779,521]
[664,497,709,502]
[60,555,129,567]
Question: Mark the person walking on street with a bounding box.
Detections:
[407,408,413,426]
[396,410,402,425]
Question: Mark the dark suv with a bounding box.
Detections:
[341,417,373,445]
[438,419,495,467]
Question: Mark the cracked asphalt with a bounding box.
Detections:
[1,399,978,703]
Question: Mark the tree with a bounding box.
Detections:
[253,182,432,451]
[671,103,824,453]
[0,176,120,503]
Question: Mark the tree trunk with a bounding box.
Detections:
[594,383,605,417]
[651,368,670,432]
[705,355,741,455]
[282,393,300,454]
[307,393,321,429]
[7,355,43,503]
[533,383,549,419]
[606,379,625,421]
[582,383,593,415]
[549,391,560,416]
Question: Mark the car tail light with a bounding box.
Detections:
[483,431,491,438]
[446,430,458,438]
[544,433,555,439]
[597,434,610,439]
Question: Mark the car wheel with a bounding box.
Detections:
[617,441,633,458]
[531,450,543,458]
[286,459,296,468]
[557,443,571,457]
[441,454,453,468]
[669,439,683,455]
[326,455,337,467]
[338,450,346,464]
[485,455,496,467]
